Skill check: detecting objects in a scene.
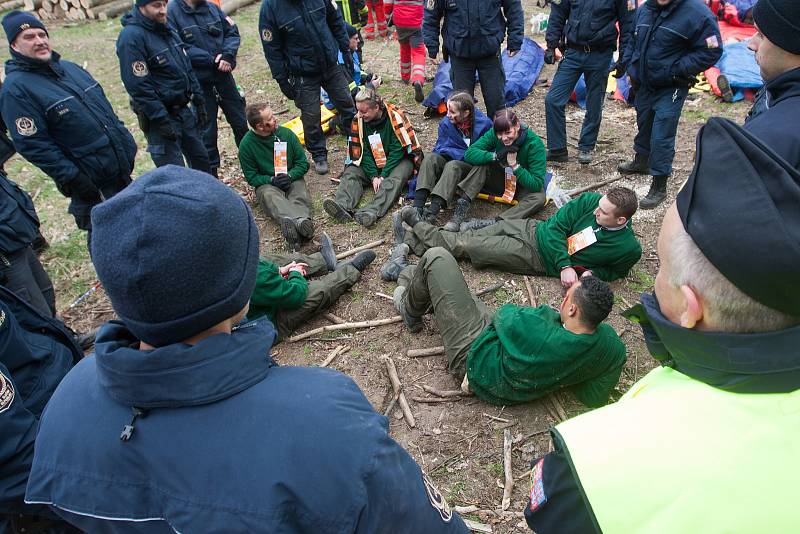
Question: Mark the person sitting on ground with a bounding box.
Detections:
[249,233,376,342]
[23,165,470,533]
[323,87,423,228]
[408,91,493,228]
[392,247,626,406]
[239,102,312,249]
[387,188,641,288]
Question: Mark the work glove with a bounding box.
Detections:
[64,172,97,199]
[544,47,556,65]
[192,98,208,130]
[277,78,296,100]
[157,120,179,141]
[272,173,292,192]
[428,47,437,60]
[609,61,627,79]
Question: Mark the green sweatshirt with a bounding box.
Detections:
[238,126,309,189]
[466,305,626,407]
[463,127,546,192]
[535,192,642,281]
[358,114,405,179]
[248,259,308,323]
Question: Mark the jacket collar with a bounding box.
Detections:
[122,8,170,34]
[6,49,62,75]
[623,293,800,393]
[177,0,208,14]
[764,67,800,109]
[95,318,277,409]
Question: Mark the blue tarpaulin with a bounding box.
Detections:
[716,39,762,102]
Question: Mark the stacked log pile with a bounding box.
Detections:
[23,0,258,23]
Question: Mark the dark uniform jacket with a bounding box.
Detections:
[167,0,241,84]
[259,0,351,82]
[545,0,635,55]
[0,172,39,255]
[0,286,81,517]
[25,318,470,533]
[0,51,137,194]
[744,67,800,169]
[624,0,722,89]
[117,9,204,123]
[422,0,524,59]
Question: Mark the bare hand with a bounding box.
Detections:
[560,267,579,288]
[506,151,517,167]
[217,59,233,72]
[289,262,308,276]
[508,49,518,57]
[372,176,383,193]
[581,269,593,279]
[279,261,308,278]
[371,75,382,89]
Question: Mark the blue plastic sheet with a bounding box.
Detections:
[716,39,762,102]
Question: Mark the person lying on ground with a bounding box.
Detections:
[383,187,641,287]
[392,247,626,406]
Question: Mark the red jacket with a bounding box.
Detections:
[385,0,422,29]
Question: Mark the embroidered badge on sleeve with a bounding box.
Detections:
[0,370,16,415]
[132,60,149,77]
[15,117,37,136]
[528,458,548,513]
[706,35,719,49]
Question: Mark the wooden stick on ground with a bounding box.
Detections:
[408,346,445,358]
[463,519,493,533]
[422,385,467,398]
[383,387,402,417]
[383,356,415,428]
[409,396,461,404]
[287,316,402,342]
[523,276,537,307]
[566,175,624,196]
[323,313,345,324]
[501,429,514,511]
[335,238,385,260]
[375,292,394,301]
[320,345,348,368]
[549,393,568,422]
[475,281,505,297]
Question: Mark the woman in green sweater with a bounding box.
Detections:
[441,109,547,231]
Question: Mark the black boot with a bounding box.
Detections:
[639,175,668,210]
[443,197,470,232]
[422,195,443,223]
[618,152,650,175]
[412,189,429,212]
[338,250,376,272]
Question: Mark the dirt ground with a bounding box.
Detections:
[3,1,751,531]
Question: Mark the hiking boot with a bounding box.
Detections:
[412,189,429,212]
[422,196,443,223]
[578,150,593,165]
[323,199,353,222]
[392,210,406,244]
[618,152,649,175]
[354,210,377,228]
[717,74,734,103]
[296,217,314,239]
[400,205,422,228]
[314,159,329,175]
[459,217,497,232]
[443,197,470,232]
[639,175,668,210]
[393,285,423,333]
[320,232,337,271]
[339,250,376,272]
[547,148,568,162]
[413,81,425,103]
[280,217,299,246]
[380,243,410,281]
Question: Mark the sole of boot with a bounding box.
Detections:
[323,199,353,222]
[413,81,424,103]
[280,217,299,244]
[320,232,337,271]
[717,75,734,103]
[314,161,329,175]
[354,211,376,228]
[400,205,422,227]
[296,218,314,239]
[392,211,406,244]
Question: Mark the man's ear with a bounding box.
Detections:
[568,302,579,319]
[678,284,703,329]
[617,215,628,227]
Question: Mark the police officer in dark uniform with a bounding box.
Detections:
[259,0,357,175]
[422,0,524,120]
[1,11,137,245]
[168,0,247,178]
[544,0,636,164]
[117,0,211,172]
[617,0,721,209]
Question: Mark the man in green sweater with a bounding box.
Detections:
[393,247,626,406]
[239,103,311,248]
[395,188,642,287]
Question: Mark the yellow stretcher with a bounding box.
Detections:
[281,105,338,146]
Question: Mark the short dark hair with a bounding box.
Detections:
[447,91,474,119]
[572,276,614,329]
[606,187,638,220]
[246,102,270,130]
[493,108,519,133]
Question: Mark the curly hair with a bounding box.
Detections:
[573,276,615,329]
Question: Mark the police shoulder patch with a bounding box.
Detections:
[15,116,36,136]
[528,458,548,513]
[132,60,149,77]
[0,370,15,415]
[262,28,273,42]
[422,472,453,522]
[705,35,719,49]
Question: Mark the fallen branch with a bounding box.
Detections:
[375,292,394,301]
[475,281,505,297]
[549,394,568,422]
[512,428,550,450]
[323,313,346,324]
[383,387,402,417]
[483,412,511,423]
[566,175,624,196]
[523,276,537,307]
[463,518,493,533]
[408,346,445,358]
[335,238,385,260]
[422,385,467,398]
[287,316,402,342]
[383,356,415,428]
[320,345,348,368]
[410,396,461,403]
[501,429,514,510]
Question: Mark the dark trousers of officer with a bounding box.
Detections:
[0,246,56,318]
[398,247,492,379]
[294,65,356,164]
[335,159,414,220]
[262,250,329,277]
[450,54,506,120]
[146,106,211,173]
[67,175,131,249]
[274,264,360,341]
[632,85,689,176]
[545,47,613,152]
[256,180,312,224]
[201,72,248,173]
[402,218,547,275]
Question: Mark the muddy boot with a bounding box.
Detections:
[400,205,422,227]
[320,232,337,271]
[392,210,407,245]
[280,217,299,249]
[338,250,376,272]
[413,81,425,103]
[459,217,497,232]
[443,198,471,232]
[380,243,410,281]
[393,285,423,333]
[412,189,429,214]
[639,175,668,210]
[295,217,314,240]
[618,152,650,175]
[323,199,354,222]
[422,195,444,223]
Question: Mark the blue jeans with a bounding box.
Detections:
[633,85,689,176]
[201,72,248,173]
[544,47,613,152]
[146,106,211,173]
